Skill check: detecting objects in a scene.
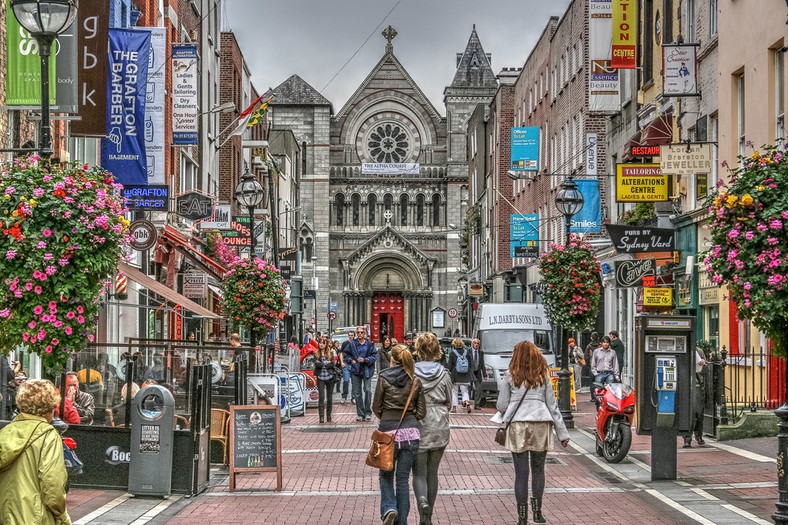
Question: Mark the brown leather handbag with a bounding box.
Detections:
[366,378,417,472]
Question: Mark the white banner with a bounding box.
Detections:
[588,0,620,113]
[144,28,166,184]
[172,44,199,145]
[586,133,598,176]
[201,204,231,229]
[661,143,711,175]
[663,44,699,96]
[361,163,420,175]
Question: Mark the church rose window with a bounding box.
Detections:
[366,123,411,163]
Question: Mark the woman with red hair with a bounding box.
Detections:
[496,341,570,525]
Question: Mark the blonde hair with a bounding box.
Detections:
[451,338,465,349]
[390,344,416,379]
[415,332,443,362]
[121,382,140,401]
[16,379,60,417]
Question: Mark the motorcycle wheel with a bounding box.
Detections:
[603,423,631,463]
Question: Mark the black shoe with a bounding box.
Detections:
[683,441,692,448]
[696,438,705,446]
[382,510,398,525]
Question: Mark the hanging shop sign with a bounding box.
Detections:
[201,204,231,229]
[143,28,166,184]
[5,0,56,106]
[72,0,109,136]
[129,220,158,251]
[605,225,675,254]
[614,259,656,288]
[55,18,78,113]
[172,44,199,145]
[123,185,169,211]
[510,213,539,258]
[611,0,637,69]
[586,133,598,176]
[629,145,661,157]
[588,0,620,113]
[175,191,213,220]
[183,271,207,299]
[643,287,673,307]
[615,163,668,202]
[510,127,540,171]
[571,179,602,233]
[663,44,699,97]
[660,143,712,176]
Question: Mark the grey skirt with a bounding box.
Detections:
[505,421,554,453]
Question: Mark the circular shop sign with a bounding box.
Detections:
[129,220,158,251]
[448,308,458,319]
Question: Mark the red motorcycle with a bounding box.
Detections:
[594,381,636,463]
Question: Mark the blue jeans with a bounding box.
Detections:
[351,374,372,418]
[593,371,615,400]
[342,366,351,400]
[380,439,419,524]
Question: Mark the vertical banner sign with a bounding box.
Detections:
[510,213,539,258]
[72,0,109,136]
[662,44,699,96]
[571,179,602,233]
[172,45,199,145]
[5,0,57,105]
[101,29,151,186]
[55,19,78,113]
[586,133,598,176]
[611,0,637,69]
[510,127,540,171]
[588,0,620,113]
[144,28,166,184]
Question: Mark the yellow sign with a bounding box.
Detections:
[549,368,577,409]
[643,287,673,306]
[611,0,637,69]
[616,163,669,202]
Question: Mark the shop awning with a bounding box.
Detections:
[641,113,674,146]
[161,225,227,280]
[208,284,223,299]
[118,261,221,319]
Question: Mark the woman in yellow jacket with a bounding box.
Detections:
[0,379,71,524]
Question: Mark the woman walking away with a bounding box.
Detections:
[0,379,72,524]
[379,336,393,372]
[497,341,569,525]
[412,333,452,525]
[313,337,338,423]
[373,344,427,525]
[448,338,474,413]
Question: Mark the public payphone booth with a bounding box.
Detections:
[635,315,695,480]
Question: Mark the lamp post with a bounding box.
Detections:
[11,0,78,158]
[234,166,265,353]
[554,177,584,429]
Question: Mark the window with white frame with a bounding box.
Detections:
[737,73,746,165]
[776,49,785,142]
[180,152,198,192]
[687,0,696,43]
[709,0,717,37]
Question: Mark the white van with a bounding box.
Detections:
[473,303,555,399]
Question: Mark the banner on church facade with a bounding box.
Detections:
[588,0,620,113]
[361,163,420,175]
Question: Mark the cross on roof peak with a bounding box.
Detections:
[382,25,397,52]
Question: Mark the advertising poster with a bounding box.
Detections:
[571,179,602,233]
[5,0,57,106]
[172,44,199,145]
[611,0,637,69]
[663,44,699,96]
[100,28,151,186]
[510,127,540,171]
[55,19,78,113]
[615,163,668,202]
[510,213,539,258]
[72,0,109,136]
[144,28,166,184]
[588,0,620,113]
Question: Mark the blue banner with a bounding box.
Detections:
[571,179,602,233]
[511,213,539,258]
[101,28,151,186]
[510,127,540,171]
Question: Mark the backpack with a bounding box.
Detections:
[453,348,470,374]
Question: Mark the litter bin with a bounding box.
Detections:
[128,385,175,496]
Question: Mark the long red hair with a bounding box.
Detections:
[509,341,548,389]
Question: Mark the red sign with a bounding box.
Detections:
[630,145,661,157]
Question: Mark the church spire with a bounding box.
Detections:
[449,25,497,89]
[382,25,397,54]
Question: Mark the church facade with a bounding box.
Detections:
[267,26,497,342]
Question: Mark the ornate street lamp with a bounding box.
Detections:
[11,0,78,158]
[554,178,584,428]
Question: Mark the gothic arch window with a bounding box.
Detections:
[300,236,314,261]
[334,193,345,227]
[384,193,393,211]
[400,194,409,226]
[432,194,441,226]
[368,194,377,226]
[416,194,425,226]
[351,193,361,226]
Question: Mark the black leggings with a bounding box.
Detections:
[512,450,547,505]
[412,446,446,509]
[317,378,335,416]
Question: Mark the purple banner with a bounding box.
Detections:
[101,28,150,186]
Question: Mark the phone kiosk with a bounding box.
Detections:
[635,315,695,481]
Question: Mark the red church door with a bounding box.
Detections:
[371,292,404,343]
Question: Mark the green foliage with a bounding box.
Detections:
[221,257,287,342]
[619,202,656,226]
[0,158,130,373]
[538,236,602,332]
[705,144,788,357]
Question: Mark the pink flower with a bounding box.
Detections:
[77,305,84,314]
[34,286,42,295]
[66,311,75,319]
[42,229,52,237]
[64,326,73,335]
[45,346,53,354]
[33,305,43,315]
[51,338,59,346]
[77,315,85,324]
[6,250,17,259]
[37,329,46,341]
[25,282,33,291]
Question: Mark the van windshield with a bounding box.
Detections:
[480,329,554,355]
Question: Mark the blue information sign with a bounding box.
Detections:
[511,213,539,258]
[570,179,602,233]
[510,127,540,171]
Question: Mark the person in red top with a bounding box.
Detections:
[55,394,80,424]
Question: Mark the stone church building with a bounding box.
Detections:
[267,26,497,342]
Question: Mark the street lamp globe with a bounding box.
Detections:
[234,168,265,208]
[555,178,584,218]
[11,0,78,37]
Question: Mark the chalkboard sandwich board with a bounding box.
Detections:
[229,405,282,491]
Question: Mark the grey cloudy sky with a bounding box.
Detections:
[223,0,571,113]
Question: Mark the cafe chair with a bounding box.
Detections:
[210,408,230,465]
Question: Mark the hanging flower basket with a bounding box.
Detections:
[705,144,788,356]
[538,235,602,332]
[0,157,130,373]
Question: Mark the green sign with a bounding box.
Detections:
[6,0,57,106]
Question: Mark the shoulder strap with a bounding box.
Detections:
[0,421,52,472]
[504,386,530,430]
[395,377,418,432]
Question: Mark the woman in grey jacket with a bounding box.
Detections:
[496,341,570,525]
[412,333,452,525]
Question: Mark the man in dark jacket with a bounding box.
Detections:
[609,330,626,374]
[470,338,486,410]
[344,326,377,421]
[584,332,601,397]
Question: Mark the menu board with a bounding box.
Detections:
[229,405,282,491]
